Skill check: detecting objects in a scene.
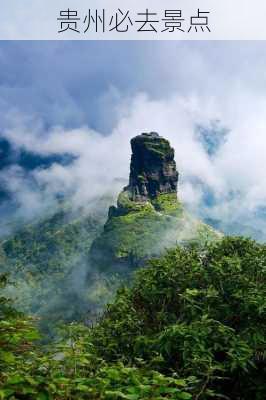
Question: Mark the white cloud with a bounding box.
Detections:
[2,42,266,239]
[2,89,266,227]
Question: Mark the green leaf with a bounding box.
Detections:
[36,393,50,400]
[7,374,25,385]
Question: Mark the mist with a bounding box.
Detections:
[1,88,266,239]
[2,41,266,336]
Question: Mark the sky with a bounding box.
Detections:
[1,41,266,239]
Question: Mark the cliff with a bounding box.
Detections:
[90,132,221,271]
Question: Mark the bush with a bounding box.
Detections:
[92,237,266,399]
[1,237,265,399]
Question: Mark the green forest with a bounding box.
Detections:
[0,133,265,399]
[1,237,265,399]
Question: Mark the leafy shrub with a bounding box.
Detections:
[0,275,192,399]
[92,237,266,399]
[1,237,265,399]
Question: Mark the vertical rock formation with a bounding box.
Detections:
[126,132,179,201]
[89,132,220,271]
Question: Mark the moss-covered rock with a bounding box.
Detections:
[89,132,221,271]
[152,192,183,215]
[90,192,221,271]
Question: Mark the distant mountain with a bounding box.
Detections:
[0,201,110,333]
[0,136,75,203]
[0,137,75,172]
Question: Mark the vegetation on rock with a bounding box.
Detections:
[90,190,220,271]
[90,133,221,271]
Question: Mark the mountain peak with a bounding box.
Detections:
[89,132,220,271]
[126,132,179,201]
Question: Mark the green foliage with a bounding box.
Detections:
[0,207,104,331]
[1,208,100,277]
[0,273,43,399]
[1,237,265,399]
[91,237,266,399]
[116,191,154,214]
[0,281,192,399]
[91,191,220,270]
[152,193,183,215]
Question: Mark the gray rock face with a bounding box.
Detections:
[125,132,179,201]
